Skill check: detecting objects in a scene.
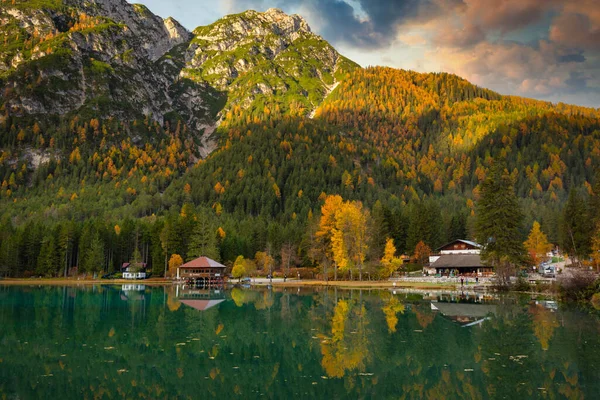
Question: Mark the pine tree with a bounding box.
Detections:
[187,216,220,261]
[561,188,592,265]
[36,235,57,277]
[83,233,104,275]
[475,160,526,285]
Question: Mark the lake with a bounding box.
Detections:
[0,285,598,399]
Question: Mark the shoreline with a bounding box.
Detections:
[0,278,477,291]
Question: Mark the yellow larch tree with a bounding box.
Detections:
[524,221,553,265]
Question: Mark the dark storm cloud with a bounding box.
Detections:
[558,53,586,64]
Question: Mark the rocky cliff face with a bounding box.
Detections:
[184,8,358,117]
[0,1,358,157]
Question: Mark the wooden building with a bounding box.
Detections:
[121,262,147,280]
[177,257,226,286]
[428,239,493,276]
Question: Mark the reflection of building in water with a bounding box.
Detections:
[535,300,558,312]
[175,286,226,311]
[120,284,146,301]
[427,239,493,277]
[176,257,227,286]
[431,301,497,327]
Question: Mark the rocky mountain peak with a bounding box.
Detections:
[64,0,191,60]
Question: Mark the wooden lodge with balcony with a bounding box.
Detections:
[428,239,493,277]
[176,256,227,286]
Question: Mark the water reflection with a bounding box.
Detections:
[0,285,598,399]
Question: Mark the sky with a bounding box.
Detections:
[133,0,600,108]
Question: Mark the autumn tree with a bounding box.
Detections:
[167,254,183,277]
[331,200,370,280]
[412,241,431,266]
[380,238,402,278]
[524,221,553,265]
[232,256,247,280]
[255,251,274,276]
[315,195,344,280]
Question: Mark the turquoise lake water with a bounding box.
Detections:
[0,285,598,399]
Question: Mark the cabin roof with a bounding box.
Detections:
[431,254,484,268]
[180,257,226,269]
[436,239,482,252]
[121,262,147,271]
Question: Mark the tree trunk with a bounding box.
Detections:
[334,261,337,281]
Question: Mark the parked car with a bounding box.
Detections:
[543,265,556,278]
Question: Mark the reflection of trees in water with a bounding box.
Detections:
[319,299,371,378]
[528,303,559,351]
[382,296,405,333]
[0,286,599,399]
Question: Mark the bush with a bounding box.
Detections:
[513,277,531,292]
[559,270,599,302]
[591,293,600,310]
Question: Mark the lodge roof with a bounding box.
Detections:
[431,302,497,318]
[431,254,484,268]
[436,239,482,252]
[180,299,225,311]
[179,257,226,269]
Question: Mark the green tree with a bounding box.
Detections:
[82,233,104,276]
[187,216,220,261]
[561,189,592,265]
[475,161,526,285]
[36,235,57,277]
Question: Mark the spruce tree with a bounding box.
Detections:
[36,236,57,277]
[475,160,526,285]
[187,216,220,261]
[561,188,592,265]
[83,234,105,275]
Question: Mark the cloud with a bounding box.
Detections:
[215,0,600,106]
[550,11,600,52]
[224,0,464,49]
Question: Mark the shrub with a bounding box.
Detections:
[513,277,531,292]
[559,270,599,302]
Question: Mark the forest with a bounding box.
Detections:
[1,67,600,278]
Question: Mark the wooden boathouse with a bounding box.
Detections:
[176,256,227,286]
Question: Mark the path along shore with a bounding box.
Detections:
[0,277,494,291]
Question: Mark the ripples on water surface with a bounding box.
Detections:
[0,284,599,399]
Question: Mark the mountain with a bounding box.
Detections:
[0,1,599,276]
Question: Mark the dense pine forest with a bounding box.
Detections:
[1,1,599,278]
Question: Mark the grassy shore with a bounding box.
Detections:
[270,280,460,290]
[0,277,466,290]
[0,278,171,285]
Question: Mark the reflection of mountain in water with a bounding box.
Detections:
[431,302,497,327]
[176,287,226,311]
